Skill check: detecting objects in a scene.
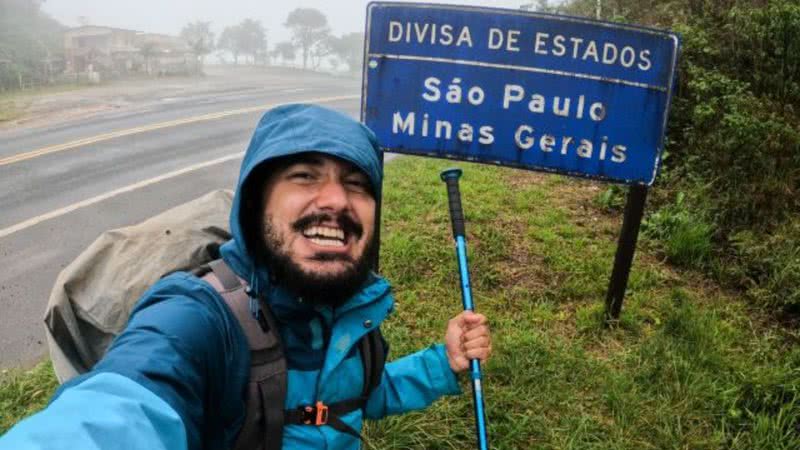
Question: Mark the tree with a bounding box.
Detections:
[309,34,333,70]
[237,19,267,64]
[138,41,157,75]
[180,21,214,73]
[218,25,241,64]
[284,8,330,69]
[0,0,64,91]
[271,41,296,65]
[218,20,267,65]
[329,32,365,72]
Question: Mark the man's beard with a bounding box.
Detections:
[258,212,376,307]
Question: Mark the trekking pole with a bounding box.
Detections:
[440,168,489,450]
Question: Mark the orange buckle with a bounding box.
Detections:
[314,401,329,426]
[302,401,329,426]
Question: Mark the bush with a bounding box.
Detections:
[594,184,626,212]
[638,0,800,312]
[643,193,714,268]
[729,221,800,311]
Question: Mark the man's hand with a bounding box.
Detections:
[444,311,492,373]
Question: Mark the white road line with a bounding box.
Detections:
[0,152,244,240]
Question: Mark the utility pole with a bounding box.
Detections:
[596,0,602,19]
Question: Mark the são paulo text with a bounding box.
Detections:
[391,111,628,163]
[422,77,608,122]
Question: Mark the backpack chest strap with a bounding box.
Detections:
[200,259,386,448]
[284,398,366,440]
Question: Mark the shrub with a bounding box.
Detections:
[729,221,800,311]
[643,193,714,268]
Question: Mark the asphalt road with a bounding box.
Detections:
[0,70,388,369]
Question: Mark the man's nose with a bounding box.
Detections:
[314,178,349,211]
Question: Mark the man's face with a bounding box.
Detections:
[258,153,376,303]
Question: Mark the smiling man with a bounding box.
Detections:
[0,104,492,450]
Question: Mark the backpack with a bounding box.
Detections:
[44,189,386,448]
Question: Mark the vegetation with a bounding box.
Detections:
[181,21,215,73]
[371,157,800,449]
[0,0,64,92]
[217,19,268,65]
[285,8,331,70]
[3,158,798,448]
[1,0,798,447]
[553,0,800,315]
[0,361,58,434]
[329,32,366,73]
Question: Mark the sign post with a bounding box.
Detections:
[361,3,679,313]
[605,185,648,321]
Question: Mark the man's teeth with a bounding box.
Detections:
[309,237,345,247]
[303,226,346,243]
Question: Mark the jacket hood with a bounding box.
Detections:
[219,103,383,294]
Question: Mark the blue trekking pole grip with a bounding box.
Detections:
[440,168,489,450]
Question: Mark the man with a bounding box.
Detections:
[0,104,492,449]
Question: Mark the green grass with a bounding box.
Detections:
[0,83,89,123]
[0,99,24,123]
[0,361,58,434]
[2,156,798,448]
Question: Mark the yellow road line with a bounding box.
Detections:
[0,95,358,167]
[0,152,244,239]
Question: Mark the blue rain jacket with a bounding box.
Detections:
[0,104,461,450]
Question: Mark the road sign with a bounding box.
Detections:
[361,3,680,185]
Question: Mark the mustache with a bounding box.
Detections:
[291,212,364,240]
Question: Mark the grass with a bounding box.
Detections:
[2,156,799,448]
[0,83,91,123]
[0,99,25,123]
[0,361,58,434]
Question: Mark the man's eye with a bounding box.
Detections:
[346,178,370,192]
[289,171,315,181]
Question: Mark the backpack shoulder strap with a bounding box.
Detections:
[202,259,286,450]
[202,259,388,447]
[359,327,386,399]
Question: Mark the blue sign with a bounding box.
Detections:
[361,3,680,185]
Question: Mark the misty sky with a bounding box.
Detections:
[41,1,543,43]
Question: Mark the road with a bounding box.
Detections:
[0,69,385,369]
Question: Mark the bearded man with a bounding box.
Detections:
[0,104,492,450]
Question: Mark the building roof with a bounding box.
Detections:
[65,25,142,35]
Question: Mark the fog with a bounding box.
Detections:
[42,0,537,42]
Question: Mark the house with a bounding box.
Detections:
[63,26,198,76]
[135,33,199,75]
[63,26,140,74]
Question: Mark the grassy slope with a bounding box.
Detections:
[0,84,88,123]
[2,156,798,448]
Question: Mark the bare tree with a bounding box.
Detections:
[218,25,241,64]
[329,32,365,72]
[284,8,330,70]
[237,19,267,65]
[218,20,266,65]
[309,34,333,70]
[271,41,296,65]
[137,41,159,75]
[180,21,214,74]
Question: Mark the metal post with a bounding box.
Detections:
[604,184,648,322]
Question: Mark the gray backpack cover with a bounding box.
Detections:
[44,190,234,382]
